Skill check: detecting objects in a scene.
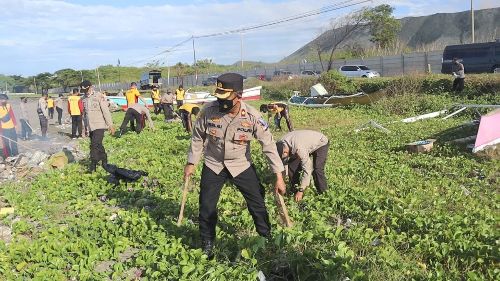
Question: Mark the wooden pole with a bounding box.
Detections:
[274,191,293,227]
[176,177,190,226]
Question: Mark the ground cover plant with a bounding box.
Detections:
[0,77,498,280]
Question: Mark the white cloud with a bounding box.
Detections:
[0,0,498,75]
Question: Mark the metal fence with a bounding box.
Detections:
[48,50,443,94]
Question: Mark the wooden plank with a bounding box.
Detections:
[274,192,293,228]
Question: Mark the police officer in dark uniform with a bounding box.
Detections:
[184,73,286,258]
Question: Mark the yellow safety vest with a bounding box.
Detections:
[47,98,54,108]
[126,89,140,105]
[0,104,15,129]
[151,90,160,103]
[68,95,81,115]
[179,103,199,114]
[176,89,185,100]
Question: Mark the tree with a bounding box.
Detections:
[35,72,56,94]
[54,69,81,92]
[363,5,401,48]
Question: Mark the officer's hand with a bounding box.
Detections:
[274,174,286,195]
[109,126,115,135]
[184,164,195,181]
[295,191,304,202]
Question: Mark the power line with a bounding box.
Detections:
[131,0,370,66]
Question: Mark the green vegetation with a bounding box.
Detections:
[0,75,499,280]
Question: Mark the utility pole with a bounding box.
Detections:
[33,77,38,95]
[166,54,170,86]
[80,70,83,82]
[96,67,102,92]
[240,33,244,68]
[471,0,475,43]
[192,36,197,85]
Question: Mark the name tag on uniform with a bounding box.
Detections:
[208,122,222,128]
[210,117,221,123]
[237,127,252,133]
[240,121,252,128]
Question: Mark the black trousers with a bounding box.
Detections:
[162,103,174,120]
[176,99,183,110]
[153,103,161,114]
[56,107,63,125]
[274,108,293,131]
[199,165,270,241]
[71,115,83,138]
[48,107,54,119]
[20,119,32,139]
[180,110,192,132]
[120,109,143,133]
[452,78,465,92]
[89,129,107,166]
[38,115,48,138]
[1,128,18,158]
[288,142,329,193]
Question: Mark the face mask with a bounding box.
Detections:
[282,156,290,165]
[217,98,235,113]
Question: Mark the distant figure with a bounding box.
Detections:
[55,93,64,125]
[81,80,115,173]
[451,57,465,92]
[176,84,185,109]
[259,102,293,131]
[125,82,146,131]
[0,94,18,158]
[37,93,49,139]
[47,96,55,119]
[178,103,200,133]
[68,88,83,139]
[151,85,161,114]
[81,90,90,137]
[19,97,33,140]
[160,89,175,121]
[118,103,155,136]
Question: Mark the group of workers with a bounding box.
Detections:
[1,73,331,261]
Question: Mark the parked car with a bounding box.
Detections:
[273,70,293,77]
[300,70,321,76]
[441,40,500,74]
[202,76,218,86]
[339,65,380,78]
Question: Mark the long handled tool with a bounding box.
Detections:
[176,177,191,226]
[274,191,293,227]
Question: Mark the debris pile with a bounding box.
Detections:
[0,146,86,182]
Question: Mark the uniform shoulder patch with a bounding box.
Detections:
[257,118,269,131]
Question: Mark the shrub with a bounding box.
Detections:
[318,70,358,94]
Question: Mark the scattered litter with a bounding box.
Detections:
[407,139,436,153]
[460,186,471,196]
[0,224,12,243]
[355,120,390,133]
[0,207,14,215]
[371,237,381,246]
[257,270,266,281]
[109,213,118,221]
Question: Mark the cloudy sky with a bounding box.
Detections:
[0,0,498,76]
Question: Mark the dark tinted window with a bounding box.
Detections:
[496,46,500,56]
[359,66,370,70]
[444,46,490,60]
[341,66,358,71]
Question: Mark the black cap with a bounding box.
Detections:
[214,73,244,99]
[276,141,285,159]
[80,80,92,90]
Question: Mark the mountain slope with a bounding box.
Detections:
[284,7,500,62]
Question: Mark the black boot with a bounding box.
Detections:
[88,161,97,173]
[201,240,214,259]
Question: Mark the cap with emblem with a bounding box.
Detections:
[80,80,92,90]
[213,73,244,99]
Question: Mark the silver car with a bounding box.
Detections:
[339,65,380,78]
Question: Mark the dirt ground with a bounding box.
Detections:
[6,96,81,154]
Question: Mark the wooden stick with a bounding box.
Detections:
[176,177,190,226]
[274,191,293,227]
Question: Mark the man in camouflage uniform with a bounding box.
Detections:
[184,73,286,258]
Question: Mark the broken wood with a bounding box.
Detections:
[176,177,190,226]
[274,191,293,227]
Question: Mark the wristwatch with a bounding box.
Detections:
[298,188,305,192]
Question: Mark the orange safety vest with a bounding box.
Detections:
[0,104,15,129]
[68,95,81,115]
